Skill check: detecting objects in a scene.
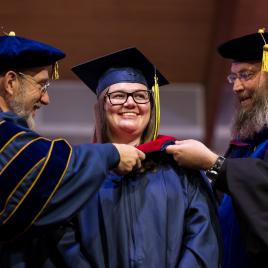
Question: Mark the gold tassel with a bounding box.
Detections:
[52,61,59,80]
[258,28,268,72]
[262,44,268,72]
[152,73,160,140]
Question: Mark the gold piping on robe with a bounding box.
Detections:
[0,131,26,153]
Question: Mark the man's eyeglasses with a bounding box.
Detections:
[18,72,50,94]
[226,70,259,84]
[105,90,152,105]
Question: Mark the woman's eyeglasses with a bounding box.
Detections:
[105,90,152,105]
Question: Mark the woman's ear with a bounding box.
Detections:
[3,71,18,96]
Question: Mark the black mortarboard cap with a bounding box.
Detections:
[0,32,65,74]
[71,47,169,96]
[218,32,268,61]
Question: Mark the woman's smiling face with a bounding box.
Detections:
[104,82,151,145]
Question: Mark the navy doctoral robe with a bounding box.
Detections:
[0,112,120,267]
[217,128,268,268]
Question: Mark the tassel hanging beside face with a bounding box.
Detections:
[261,44,268,72]
[258,28,268,72]
[152,74,160,140]
[52,61,60,80]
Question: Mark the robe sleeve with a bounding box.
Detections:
[35,143,120,226]
[0,119,120,241]
[178,171,222,268]
[216,157,268,248]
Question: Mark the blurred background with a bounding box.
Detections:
[1,0,268,153]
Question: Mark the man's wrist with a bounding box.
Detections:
[205,156,226,182]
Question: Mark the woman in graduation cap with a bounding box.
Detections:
[61,47,223,268]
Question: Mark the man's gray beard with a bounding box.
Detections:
[8,88,36,130]
[231,90,268,140]
[24,115,35,130]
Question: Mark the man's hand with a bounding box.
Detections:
[113,144,146,175]
[165,139,218,170]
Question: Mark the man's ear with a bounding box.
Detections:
[3,71,18,96]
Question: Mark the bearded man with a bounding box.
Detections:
[166,31,268,268]
[230,61,268,140]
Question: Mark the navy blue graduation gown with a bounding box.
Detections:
[58,137,222,268]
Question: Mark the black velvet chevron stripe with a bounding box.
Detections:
[0,139,72,242]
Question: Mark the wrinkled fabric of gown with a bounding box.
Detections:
[56,136,223,268]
